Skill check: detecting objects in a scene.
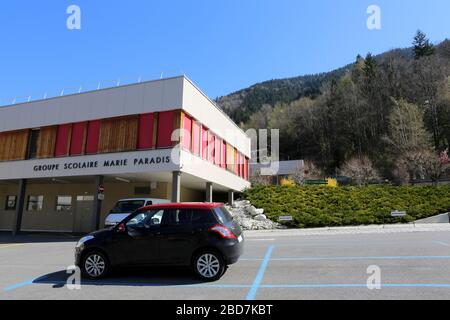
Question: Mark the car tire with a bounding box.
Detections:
[81,250,110,280]
[193,250,226,282]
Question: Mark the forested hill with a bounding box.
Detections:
[216,31,450,182]
[216,47,413,126]
[216,66,349,125]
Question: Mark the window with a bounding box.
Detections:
[56,196,72,212]
[5,196,17,211]
[162,209,192,226]
[27,195,44,212]
[213,206,233,224]
[27,129,40,159]
[126,209,164,228]
[192,209,216,224]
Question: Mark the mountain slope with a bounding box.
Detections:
[216,48,414,125]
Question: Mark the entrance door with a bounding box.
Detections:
[74,195,95,233]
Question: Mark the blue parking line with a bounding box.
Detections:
[4,280,34,292]
[246,245,274,301]
[260,283,450,289]
[269,255,450,262]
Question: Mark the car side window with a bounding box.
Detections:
[126,209,164,228]
[192,209,216,224]
[161,209,192,226]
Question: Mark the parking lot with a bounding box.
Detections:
[2,227,450,300]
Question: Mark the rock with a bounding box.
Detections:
[225,200,281,230]
[247,206,258,216]
[254,214,267,221]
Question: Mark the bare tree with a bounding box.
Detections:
[340,156,380,186]
[395,148,450,184]
[291,160,323,185]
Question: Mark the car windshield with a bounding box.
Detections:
[110,200,146,213]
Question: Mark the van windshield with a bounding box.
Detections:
[110,200,146,213]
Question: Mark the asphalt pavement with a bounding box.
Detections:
[1,226,450,300]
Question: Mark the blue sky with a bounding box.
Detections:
[0,0,449,104]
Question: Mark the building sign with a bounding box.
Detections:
[33,156,172,173]
[0,149,177,181]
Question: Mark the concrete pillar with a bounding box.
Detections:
[92,175,104,231]
[228,190,234,206]
[12,179,27,236]
[206,182,213,203]
[172,171,181,203]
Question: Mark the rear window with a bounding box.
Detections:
[110,200,145,213]
[213,206,233,224]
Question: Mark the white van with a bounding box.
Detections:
[104,198,170,227]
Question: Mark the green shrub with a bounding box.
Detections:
[243,185,450,228]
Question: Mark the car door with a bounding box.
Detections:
[111,209,163,266]
[157,209,196,265]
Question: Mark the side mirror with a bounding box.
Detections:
[117,223,126,233]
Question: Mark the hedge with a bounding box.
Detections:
[243,185,450,228]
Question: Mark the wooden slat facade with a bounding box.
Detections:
[98,115,139,153]
[37,126,57,159]
[0,130,29,161]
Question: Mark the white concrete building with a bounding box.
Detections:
[0,76,250,234]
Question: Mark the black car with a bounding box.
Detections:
[75,202,244,281]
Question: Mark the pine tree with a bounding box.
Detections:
[413,30,435,59]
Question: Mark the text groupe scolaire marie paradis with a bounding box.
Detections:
[32,156,172,172]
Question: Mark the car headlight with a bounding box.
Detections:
[76,235,94,248]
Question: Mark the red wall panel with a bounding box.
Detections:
[138,113,155,150]
[193,121,201,156]
[70,122,87,156]
[214,137,221,166]
[207,132,215,163]
[201,126,208,160]
[182,113,193,151]
[55,124,72,157]
[157,111,174,148]
[85,120,101,154]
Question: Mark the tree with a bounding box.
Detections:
[386,98,432,154]
[339,156,380,186]
[291,160,323,185]
[395,149,449,184]
[413,30,435,59]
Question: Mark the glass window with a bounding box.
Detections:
[27,195,44,212]
[5,196,17,211]
[27,129,40,159]
[126,209,164,228]
[161,209,192,226]
[213,206,233,224]
[76,195,95,201]
[56,196,72,212]
[192,209,216,224]
[110,200,146,213]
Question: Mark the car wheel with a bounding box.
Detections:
[193,250,226,281]
[81,251,110,280]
